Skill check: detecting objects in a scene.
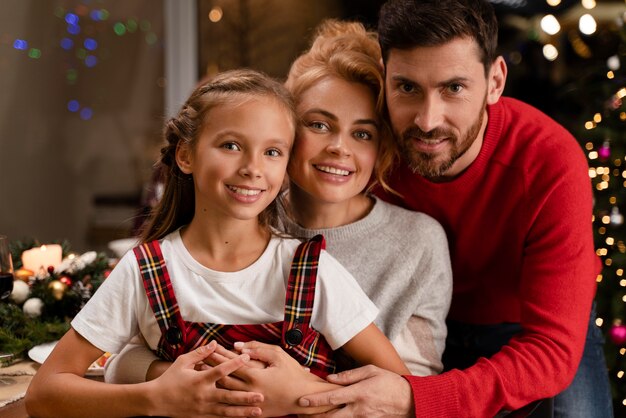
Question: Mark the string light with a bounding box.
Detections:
[209,7,223,22]
[542,43,559,61]
[581,0,596,9]
[579,14,597,35]
[541,15,561,35]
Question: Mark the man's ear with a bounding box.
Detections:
[487,56,507,105]
[175,142,193,174]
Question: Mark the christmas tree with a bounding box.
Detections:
[567,15,626,413]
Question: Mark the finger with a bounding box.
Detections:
[206,353,250,380]
[325,365,377,385]
[214,344,238,359]
[205,351,231,367]
[218,375,254,391]
[298,387,352,408]
[234,343,285,365]
[217,388,264,405]
[175,341,217,367]
[233,340,278,352]
[207,403,262,417]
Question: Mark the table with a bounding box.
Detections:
[0,360,38,418]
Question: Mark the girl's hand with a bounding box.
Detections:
[211,341,341,417]
[149,341,264,418]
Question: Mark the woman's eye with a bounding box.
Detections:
[354,131,373,141]
[309,121,329,131]
[221,142,240,151]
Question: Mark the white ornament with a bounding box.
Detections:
[79,251,97,265]
[23,297,44,318]
[10,280,30,304]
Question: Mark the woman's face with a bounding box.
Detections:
[288,76,380,204]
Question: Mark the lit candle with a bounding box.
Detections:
[21,244,63,274]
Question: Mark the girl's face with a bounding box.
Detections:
[177,96,294,223]
[288,77,380,204]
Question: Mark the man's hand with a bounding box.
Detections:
[298,365,414,418]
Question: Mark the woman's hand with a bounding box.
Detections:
[209,341,341,417]
[148,341,265,417]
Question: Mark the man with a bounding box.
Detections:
[297,0,612,416]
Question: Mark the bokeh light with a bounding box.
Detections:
[84,38,97,51]
[60,37,73,50]
[67,24,81,35]
[541,14,561,35]
[113,22,126,36]
[64,13,79,25]
[67,100,80,112]
[13,39,28,50]
[80,107,93,120]
[542,43,559,61]
[579,14,597,35]
[27,48,41,59]
[85,55,97,67]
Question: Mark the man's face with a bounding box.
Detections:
[385,37,501,180]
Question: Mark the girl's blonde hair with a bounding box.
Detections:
[142,69,297,243]
[285,19,398,193]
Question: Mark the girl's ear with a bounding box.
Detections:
[175,142,193,174]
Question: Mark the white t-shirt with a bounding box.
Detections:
[72,230,379,354]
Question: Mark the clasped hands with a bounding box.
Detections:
[173,340,414,418]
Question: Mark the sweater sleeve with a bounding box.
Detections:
[406,137,598,416]
[104,338,159,384]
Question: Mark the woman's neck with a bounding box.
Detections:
[180,216,270,272]
[288,185,374,229]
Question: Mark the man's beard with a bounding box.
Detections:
[398,97,487,179]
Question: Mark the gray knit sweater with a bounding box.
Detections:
[283,196,452,375]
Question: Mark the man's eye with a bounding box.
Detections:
[448,84,463,94]
[400,83,415,93]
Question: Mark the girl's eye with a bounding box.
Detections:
[221,142,240,151]
[354,130,373,141]
[265,148,282,157]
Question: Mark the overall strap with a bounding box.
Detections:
[282,234,325,347]
[133,241,186,354]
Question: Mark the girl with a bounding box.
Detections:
[107,19,451,415]
[25,69,408,418]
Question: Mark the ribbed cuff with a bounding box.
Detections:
[403,372,461,418]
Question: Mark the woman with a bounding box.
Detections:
[106,19,452,414]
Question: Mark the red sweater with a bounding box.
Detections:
[378,97,599,417]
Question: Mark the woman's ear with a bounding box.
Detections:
[175,142,193,174]
[487,56,507,105]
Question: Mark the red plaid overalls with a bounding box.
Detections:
[132,234,338,380]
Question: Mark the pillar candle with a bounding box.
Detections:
[21,244,63,274]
